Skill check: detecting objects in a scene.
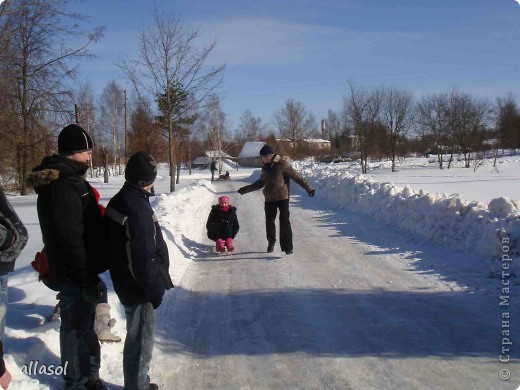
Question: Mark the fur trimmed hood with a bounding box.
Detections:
[25,154,88,192]
[25,168,60,191]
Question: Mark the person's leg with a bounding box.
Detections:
[123,302,156,390]
[95,278,121,343]
[59,282,99,389]
[278,199,293,253]
[0,274,8,342]
[98,279,108,304]
[264,202,277,251]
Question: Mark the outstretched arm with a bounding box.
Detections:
[238,173,266,195]
[283,162,314,195]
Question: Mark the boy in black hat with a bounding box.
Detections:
[238,144,315,255]
[25,124,109,389]
[105,151,174,390]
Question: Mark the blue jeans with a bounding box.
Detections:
[123,302,155,390]
[58,282,100,389]
[0,274,8,342]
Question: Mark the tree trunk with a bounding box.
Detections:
[169,129,176,192]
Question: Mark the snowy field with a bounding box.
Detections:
[3,154,519,389]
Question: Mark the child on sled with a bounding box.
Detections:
[206,195,239,253]
[217,171,230,181]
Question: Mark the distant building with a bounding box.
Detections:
[238,141,265,167]
[303,138,331,152]
[238,139,332,166]
[192,150,234,168]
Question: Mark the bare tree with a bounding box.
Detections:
[74,82,100,176]
[195,94,233,173]
[235,109,270,144]
[344,82,384,173]
[274,99,315,159]
[98,81,125,176]
[447,91,492,168]
[417,92,451,169]
[0,0,103,193]
[381,87,415,172]
[129,98,168,159]
[327,109,343,153]
[496,94,520,151]
[118,8,224,192]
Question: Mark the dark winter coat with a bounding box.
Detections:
[0,340,5,378]
[206,205,239,241]
[25,155,107,283]
[238,155,314,202]
[0,187,28,274]
[105,182,173,308]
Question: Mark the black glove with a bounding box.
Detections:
[150,296,163,309]
[308,189,315,197]
[238,188,245,195]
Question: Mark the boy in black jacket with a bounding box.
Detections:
[106,152,173,390]
[25,124,108,390]
[206,195,239,253]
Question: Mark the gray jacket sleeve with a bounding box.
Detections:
[0,187,28,268]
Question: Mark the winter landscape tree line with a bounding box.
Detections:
[1,0,519,193]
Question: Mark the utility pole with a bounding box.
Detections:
[75,104,81,124]
[75,104,93,176]
[124,89,127,163]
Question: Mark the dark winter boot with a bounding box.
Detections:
[149,383,159,390]
[267,243,274,253]
[95,303,121,343]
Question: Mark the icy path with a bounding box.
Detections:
[148,179,519,390]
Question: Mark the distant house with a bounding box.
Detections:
[276,138,331,158]
[302,138,331,152]
[192,150,234,168]
[238,141,265,167]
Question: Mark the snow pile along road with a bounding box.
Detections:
[152,180,216,285]
[300,165,520,277]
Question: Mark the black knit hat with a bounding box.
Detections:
[125,152,158,187]
[58,124,94,155]
[259,144,274,156]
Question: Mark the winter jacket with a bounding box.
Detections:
[25,155,107,283]
[0,340,5,377]
[206,205,239,240]
[0,187,28,274]
[238,155,314,202]
[105,182,173,309]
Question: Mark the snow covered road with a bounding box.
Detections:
[149,179,518,390]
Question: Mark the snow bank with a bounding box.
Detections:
[300,166,520,277]
[152,179,216,285]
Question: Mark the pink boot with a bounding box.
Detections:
[216,239,225,253]
[225,238,234,252]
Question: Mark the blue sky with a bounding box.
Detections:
[70,0,520,130]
